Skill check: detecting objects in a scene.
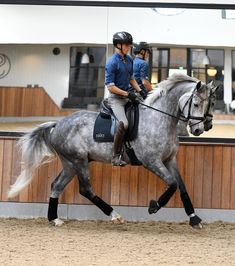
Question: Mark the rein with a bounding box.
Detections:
[138,101,187,122]
[138,89,211,126]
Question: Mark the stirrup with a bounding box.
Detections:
[111,155,127,167]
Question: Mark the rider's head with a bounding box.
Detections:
[133,42,151,60]
[113,31,133,55]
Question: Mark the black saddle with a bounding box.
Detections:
[93,98,139,143]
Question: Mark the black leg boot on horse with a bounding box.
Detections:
[112,121,127,167]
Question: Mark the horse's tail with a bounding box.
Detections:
[8,122,57,198]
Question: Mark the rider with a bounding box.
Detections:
[132,42,153,95]
[105,31,146,166]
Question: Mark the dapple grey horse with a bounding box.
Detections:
[8,74,215,228]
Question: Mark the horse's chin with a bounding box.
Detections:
[204,125,213,131]
[190,128,203,136]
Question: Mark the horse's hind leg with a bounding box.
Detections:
[165,157,202,229]
[75,159,124,224]
[48,164,75,226]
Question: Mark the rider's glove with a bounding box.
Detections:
[127,92,138,102]
[139,89,147,100]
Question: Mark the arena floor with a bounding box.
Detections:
[0,219,234,266]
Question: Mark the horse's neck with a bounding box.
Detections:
[157,83,192,115]
[142,83,192,131]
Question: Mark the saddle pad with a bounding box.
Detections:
[93,114,114,142]
[93,102,139,143]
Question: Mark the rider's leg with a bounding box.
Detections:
[108,96,129,166]
[112,121,127,166]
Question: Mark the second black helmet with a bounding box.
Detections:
[133,42,151,54]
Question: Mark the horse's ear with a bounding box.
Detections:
[208,80,214,87]
[211,85,219,95]
[196,81,202,91]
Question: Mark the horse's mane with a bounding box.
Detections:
[145,73,198,106]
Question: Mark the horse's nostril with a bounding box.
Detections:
[194,129,200,134]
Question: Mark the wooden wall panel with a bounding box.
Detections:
[231,149,235,209]
[193,146,204,208]
[0,87,74,117]
[202,146,213,208]
[221,147,232,209]
[101,163,112,203]
[128,166,138,206]
[1,140,14,201]
[0,137,234,210]
[184,146,195,206]
[0,140,4,201]
[119,166,130,206]
[211,146,223,209]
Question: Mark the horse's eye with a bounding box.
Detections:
[194,103,199,108]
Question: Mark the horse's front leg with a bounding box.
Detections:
[76,159,124,224]
[146,160,178,215]
[165,158,202,229]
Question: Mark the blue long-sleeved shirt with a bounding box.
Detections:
[105,52,134,91]
[133,57,150,90]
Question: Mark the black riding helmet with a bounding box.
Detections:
[113,31,133,47]
[133,42,151,55]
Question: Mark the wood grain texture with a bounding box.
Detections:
[0,87,74,116]
[0,136,234,210]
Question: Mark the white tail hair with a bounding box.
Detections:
[8,122,57,198]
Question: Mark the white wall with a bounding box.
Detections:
[0,44,70,106]
[1,5,235,47]
[0,5,108,44]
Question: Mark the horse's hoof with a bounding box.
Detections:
[112,216,125,224]
[189,215,202,229]
[110,210,125,224]
[148,200,160,214]
[192,222,203,229]
[52,218,64,227]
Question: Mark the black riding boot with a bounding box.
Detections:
[112,121,127,167]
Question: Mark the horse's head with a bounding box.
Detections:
[204,81,218,131]
[179,81,211,136]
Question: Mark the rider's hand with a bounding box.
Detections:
[127,92,138,102]
[139,90,147,100]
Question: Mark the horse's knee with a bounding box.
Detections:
[79,185,93,199]
[51,181,63,197]
[165,176,178,192]
[168,180,178,192]
[157,179,177,208]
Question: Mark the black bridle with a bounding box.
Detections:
[179,90,209,127]
[138,89,211,126]
[204,91,216,124]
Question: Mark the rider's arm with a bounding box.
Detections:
[142,79,153,91]
[108,85,128,97]
[130,79,141,93]
[140,62,153,91]
[129,58,141,93]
